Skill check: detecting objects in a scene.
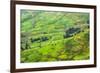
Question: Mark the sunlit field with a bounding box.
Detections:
[20,10,90,63]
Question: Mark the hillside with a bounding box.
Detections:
[20,10,90,63]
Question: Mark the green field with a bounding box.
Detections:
[20,10,90,63]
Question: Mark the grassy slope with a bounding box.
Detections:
[20,10,90,63]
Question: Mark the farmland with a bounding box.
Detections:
[20,10,90,63]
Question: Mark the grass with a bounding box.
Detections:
[20,10,90,63]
